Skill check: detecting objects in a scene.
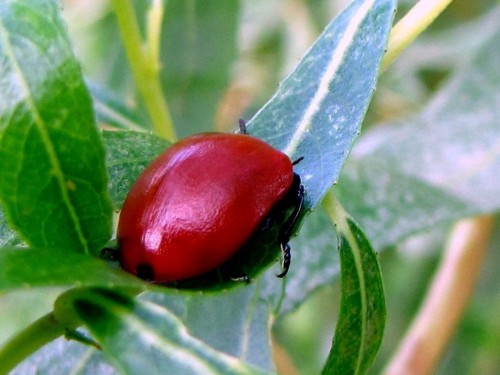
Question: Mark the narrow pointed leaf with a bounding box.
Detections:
[0,0,112,253]
[322,197,385,375]
[252,0,395,316]
[248,0,396,210]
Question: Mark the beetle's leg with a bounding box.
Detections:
[276,243,291,278]
[280,183,304,241]
[276,175,305,278]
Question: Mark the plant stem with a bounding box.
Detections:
[111,0,177,142]
[0,312,74,375]
[145,0,163,67]
[384,216,495,375]
[380,0,455,72]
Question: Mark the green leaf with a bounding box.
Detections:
[102,131,170,208]
[337,11,500,249]
[322,196,385,375]
[162,0,239,137]
[248,0,396,210]
[0,248,144,293]
[70,288,273,375]
[4,286,275,374]
[0,0,112,254]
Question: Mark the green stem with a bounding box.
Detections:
[111,0,177,142]
[381,0,455,72]
[0,286,143,374]
[0,312,76,375]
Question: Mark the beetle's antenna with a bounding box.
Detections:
[238,119,248,134]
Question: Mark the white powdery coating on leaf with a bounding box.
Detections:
[284,0,376,156]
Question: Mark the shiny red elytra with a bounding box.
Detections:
[117,125,304,283]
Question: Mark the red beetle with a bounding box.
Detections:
[118,122,304,283]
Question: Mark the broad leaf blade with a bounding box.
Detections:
[71,289,272,375]
[248,0,396,209]
[0,0,112,254]
[322,198,385,375]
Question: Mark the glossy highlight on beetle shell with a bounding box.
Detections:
[118,133,294,282]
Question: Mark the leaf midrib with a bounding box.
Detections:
[282,0,377,157]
